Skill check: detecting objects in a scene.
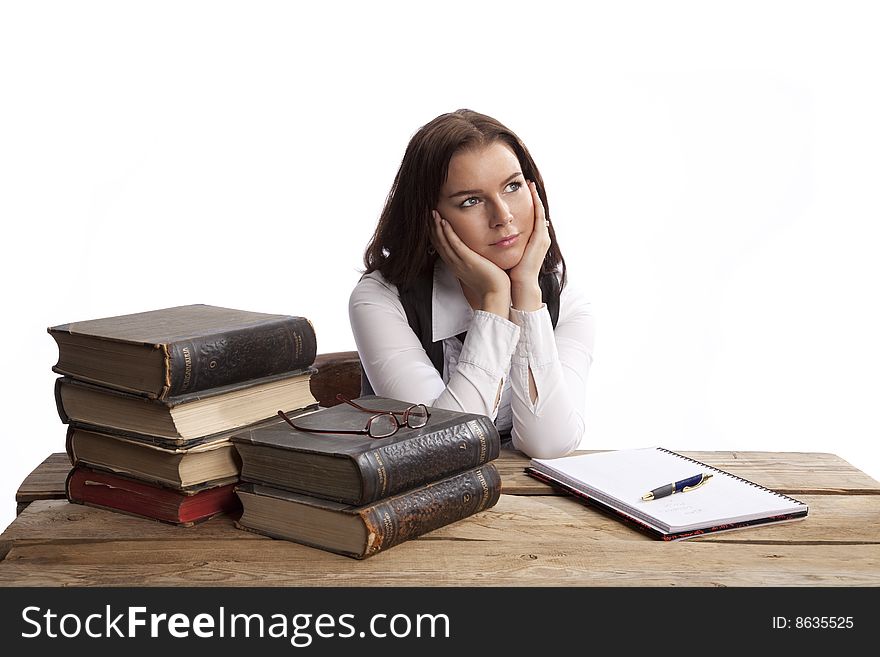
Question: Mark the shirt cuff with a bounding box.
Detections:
[509,304,558,367]
[457,310,520,377]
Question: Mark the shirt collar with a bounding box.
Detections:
[431,259,474,341]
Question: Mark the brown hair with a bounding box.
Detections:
[362,109,567,290]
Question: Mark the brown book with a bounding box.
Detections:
[235,463,501,559]
[66,425,241,490]
[231,396,501,505]
[63,411,318,490]
[55,370,318,440]
[66,465,240,526]
[48,304,317,399]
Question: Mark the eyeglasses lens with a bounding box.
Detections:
[407,405,429,428]
[368,413,398,438]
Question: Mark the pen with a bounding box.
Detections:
[641,473,713,501]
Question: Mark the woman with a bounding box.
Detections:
[349,109,594,458]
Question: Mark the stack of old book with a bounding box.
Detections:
[49,304,319,526]
[231,396,503,558]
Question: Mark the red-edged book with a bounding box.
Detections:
[65,465,240,526]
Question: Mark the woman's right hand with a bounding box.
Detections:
[431,210,511,317]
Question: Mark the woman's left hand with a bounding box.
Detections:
[508,181,552,305]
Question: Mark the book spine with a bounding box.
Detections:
[54,376,70,424]
[65,425,76,464]
[355,415,501,504]
[358,463,502,558]
[164,316,317,399]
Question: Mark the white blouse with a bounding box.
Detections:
[348,259,595,458]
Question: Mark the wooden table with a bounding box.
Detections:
[2,449,879,586]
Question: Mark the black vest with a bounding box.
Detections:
[361,270,560,396]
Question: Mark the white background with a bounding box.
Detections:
[1,0,878,537]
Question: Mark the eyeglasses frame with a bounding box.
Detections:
[276,394,431,439]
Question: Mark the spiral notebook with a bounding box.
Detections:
[526,447,809,540]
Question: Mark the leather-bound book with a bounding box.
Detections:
[66,465,240,526]
[65,424,242,490]
[235,463,501,559]
[48,304,317,399]
[231,396,501,505]
[55,371,318,442]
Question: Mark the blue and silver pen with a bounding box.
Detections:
[641,473,713,501]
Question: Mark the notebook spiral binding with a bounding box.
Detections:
[657,447,806,505]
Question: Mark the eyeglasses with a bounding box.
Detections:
[277,394,431,439]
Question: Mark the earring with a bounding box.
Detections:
[427,244,436,256]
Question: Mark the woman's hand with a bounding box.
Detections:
[508,181,551,311]
[431,210,511,317]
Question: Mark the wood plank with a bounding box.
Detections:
[6,450,878,588]
[1,500,257,543]
[15,453,71,510]
[498,448,880,495]
[1,493,877,586]
[446,493,880,546]
[4,493,877,546]
[0,539,876,587]
[682,450,880,493]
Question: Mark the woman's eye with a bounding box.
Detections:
[460,181,522,208]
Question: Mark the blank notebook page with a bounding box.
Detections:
[531,447,807,533]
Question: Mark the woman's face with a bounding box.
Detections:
[435,141,535,271]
